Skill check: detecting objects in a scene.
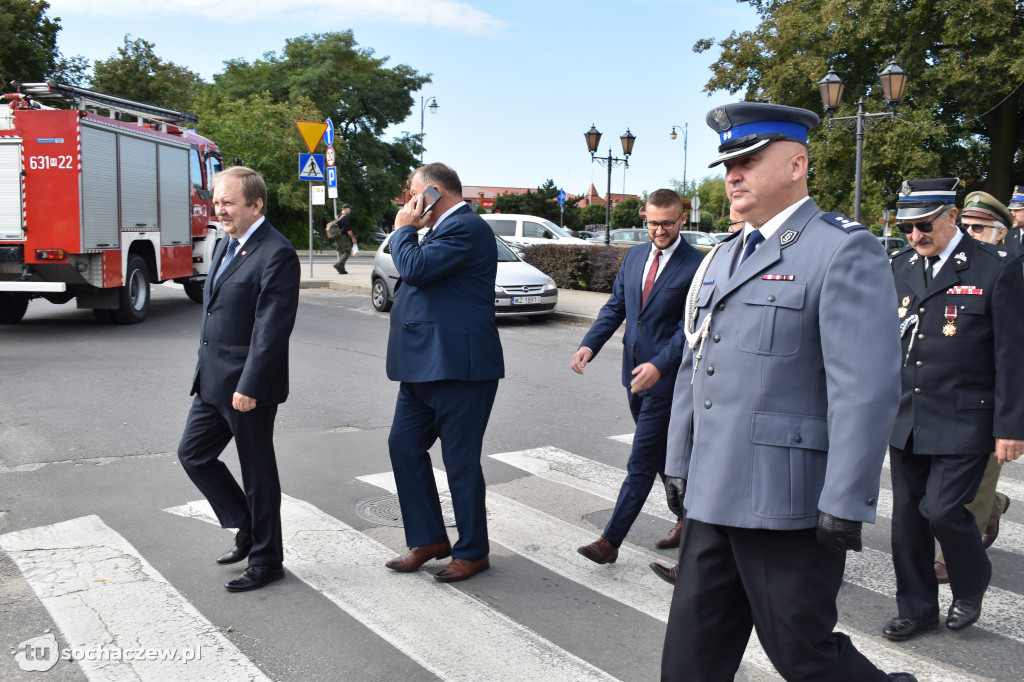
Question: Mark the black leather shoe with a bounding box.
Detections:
[225,565,285,592]
[947,592,985,630]
[882,616,938,641]
[649,562,677,584]
[888,674,919,681]
[216,531,252,565]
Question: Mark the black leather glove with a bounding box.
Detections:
[815,510,862,552]
[664,476,686,520]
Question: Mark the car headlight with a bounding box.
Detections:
[543,278,557,292]
[495,284,505,294]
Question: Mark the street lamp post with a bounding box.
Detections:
[419,96,439,165]
[584,125,636,245]
[670,123,688,194]
[817,57,909,224]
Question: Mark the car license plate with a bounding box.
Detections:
[511,296,542,305]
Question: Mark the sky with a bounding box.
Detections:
[46,0,762,200]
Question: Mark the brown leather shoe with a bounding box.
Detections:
[577,538,618,564]
[434,557,489,582]
[655,521,684,549]
[385,541,452,572]
[982,497,1010,548]
[934,561,949,584]
[649,562,677,584]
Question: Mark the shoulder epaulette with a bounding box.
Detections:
[820,212,866,233]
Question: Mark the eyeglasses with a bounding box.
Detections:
[645,218,681,231]
[963,223,995,234]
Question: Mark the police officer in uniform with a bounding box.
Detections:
[661,102,913,682]
[884,178,1024,642]
[1002,184,1024,256]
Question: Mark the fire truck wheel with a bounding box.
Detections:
[113,255,151,324]
[183,280,204,303]
[0,293,29,323]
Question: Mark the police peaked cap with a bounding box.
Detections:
[705,102,819,167]
[962,191,1012,228]
[1007,185,1024,210]
[895,177,959,220]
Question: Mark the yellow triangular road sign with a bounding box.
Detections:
[295,120,329,154]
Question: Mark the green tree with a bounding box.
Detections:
[580,203,608,227]
[492,179,582,230]
[611,197,643,229]
[694,0,1024,218]
[210,32,429,231]
[196,93,324,244]
[90,36,205,112]
[0,0,64,85]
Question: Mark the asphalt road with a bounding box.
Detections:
[1,284,1022,681]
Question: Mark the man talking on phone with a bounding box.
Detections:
[383,163,505,583]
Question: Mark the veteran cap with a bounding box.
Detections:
[705,102,819,167]
[895,177,959,220]
[962,191,1012,228]
[1007,185,1024,210]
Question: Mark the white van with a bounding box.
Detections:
[480,214,590,247]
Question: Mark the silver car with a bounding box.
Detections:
[370,231,558,319]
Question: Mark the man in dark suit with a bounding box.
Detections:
[1002,184,1024,256]
[662,103,914,681]
[884,178,1024,641]
[383,163,504,583]
[571,189,701,568]
[177,166,300,592]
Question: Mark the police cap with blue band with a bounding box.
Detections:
[1007,184,1024,210]
[705,102,819,168]
[895,177,959,220]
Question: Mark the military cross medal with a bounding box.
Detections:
[943,305,958,336]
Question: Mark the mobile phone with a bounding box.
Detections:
[420,186,441,217]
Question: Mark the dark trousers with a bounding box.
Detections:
[603,391,672,546]
[890,446,991,619]
[661,520,886,682]
[388,379,499,560]
[177,395,282,567]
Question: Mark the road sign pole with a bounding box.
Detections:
[309,184,314,277]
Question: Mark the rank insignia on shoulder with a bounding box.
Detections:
[954,252,967,265]
[762,274,795,281]
[909,253,919,265]
[780,230,798,246]
[821,212,866,232]
[999,250,1008,257]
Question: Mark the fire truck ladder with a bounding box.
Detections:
[14,81,199,130]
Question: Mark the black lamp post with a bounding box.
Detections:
[817,57,908,223]
[670,123,688,195]
[585,125,636,245]
[419,96,439,165]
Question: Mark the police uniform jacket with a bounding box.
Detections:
[1001,227,1022,258]
[889,233,1024,454]
[664,199,901,529]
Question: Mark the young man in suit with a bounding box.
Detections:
[571,189,701,566]
[177,166,300,592]
[383,163,504,583]
[885,179,1024,641]
[661,103,914,681]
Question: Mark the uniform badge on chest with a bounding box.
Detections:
[898,296,910,319]
[943,305,957,336]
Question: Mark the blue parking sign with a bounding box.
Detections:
[326,166,337,188]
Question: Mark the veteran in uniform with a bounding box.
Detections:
[884,178,1024,642]
[933,191,1014,584]
[1002,184,1024,256]
[660,103,912,682]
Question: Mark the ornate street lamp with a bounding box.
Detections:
[419,96,439,165]
[817,57,909,223]
[585,125,636,245]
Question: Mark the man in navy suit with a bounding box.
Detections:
[177,166,300,592]
[572,189,701,567]
[384,163,504,583]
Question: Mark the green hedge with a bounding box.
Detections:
[519,244,626,293]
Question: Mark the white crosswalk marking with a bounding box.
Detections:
[486,447,990,682]
[0,515,269,681]
[164,496,618,682]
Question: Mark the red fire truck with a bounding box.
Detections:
[0,82,227,323]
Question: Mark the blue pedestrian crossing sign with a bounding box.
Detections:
[299,153,325,181]
[326,166,337,189]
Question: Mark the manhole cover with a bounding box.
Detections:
[355,494,456,528]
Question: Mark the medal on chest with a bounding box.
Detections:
[898,296,910,319]
[943,305,957,336]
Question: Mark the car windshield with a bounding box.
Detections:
[541,219,574,238]
[496,238,520,262]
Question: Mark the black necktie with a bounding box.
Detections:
[924,255,940,286]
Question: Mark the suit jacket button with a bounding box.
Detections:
[867,497,876,506]
[915,361,923,367]
[913,387,921,394]
[202,339,208,345]
[713,334,721,343]
[703,400,712,409]
[637,320,643,326]
[794,434,802,444]
[919,307,926,314]
[917,333,925,340]
[767,294,776,302]
[718,303,726,311]
[706,366,715,376]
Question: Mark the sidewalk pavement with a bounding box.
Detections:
[297,255,609,325]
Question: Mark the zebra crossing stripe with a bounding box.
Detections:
[0,515,269,681]
[164,496,618,682]
[484,448,989,681]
